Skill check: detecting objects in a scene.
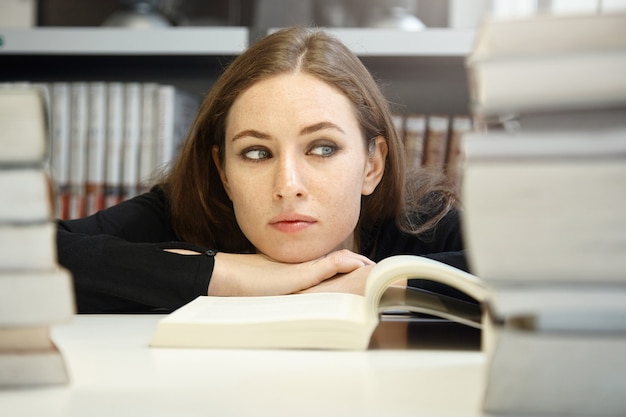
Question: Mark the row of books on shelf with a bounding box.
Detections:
[392,112,473,192]
[1,80,202,220]
[1,87,75,387]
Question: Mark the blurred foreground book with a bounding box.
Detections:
[464,11,626,416]
[0,87,75,387]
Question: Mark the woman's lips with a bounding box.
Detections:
[269,214,317,233]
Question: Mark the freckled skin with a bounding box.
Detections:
[216,72,384,263]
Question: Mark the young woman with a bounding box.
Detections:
[58,27,467,313]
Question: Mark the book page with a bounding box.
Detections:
[167,293,366,324]
[380,286,482,329]
[365,255,489,323]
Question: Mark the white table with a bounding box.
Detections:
[1,315,487,417]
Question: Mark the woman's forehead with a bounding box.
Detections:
[226,73,359,133]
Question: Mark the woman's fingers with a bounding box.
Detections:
[208,250,375,296]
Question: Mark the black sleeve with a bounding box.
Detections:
[57,187,214,313]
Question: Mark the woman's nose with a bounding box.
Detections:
[273,156,307,200]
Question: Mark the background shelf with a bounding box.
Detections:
[0,27,249,55]
[0,26,473,114]
[319,28,475,57]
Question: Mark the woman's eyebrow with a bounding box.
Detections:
[231,122,345,142]
[300,121,345,136]
[231,129,271,142]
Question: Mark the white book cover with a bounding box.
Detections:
[0,268,74,326]
[470,12,626,60]
[463,129,626,285]
[0,222,57,271]
[0,87,47,164]
[0,348,70,387]
[0,169,52,222]
[468,13,626,115]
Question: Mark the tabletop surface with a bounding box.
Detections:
[1,314,487,417]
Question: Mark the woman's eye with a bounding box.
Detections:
[309,144,337,157]
[242,148,271,160]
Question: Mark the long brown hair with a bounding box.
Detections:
[164,26,456,253]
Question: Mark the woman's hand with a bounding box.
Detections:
[298,264,376,296]
[207,249,375,296]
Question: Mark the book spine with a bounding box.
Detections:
[138,82,158,194]
[68,82,88,219]
[172,89,201,159]
[155,85,201,174]
[122,82,141,201]
[445,115,473,193]
[423,114,450,171]
[85,82,107,216]
[155,85,175,172]
[105,82,124,209]
[404,114,426,173]
[49,83,71,220]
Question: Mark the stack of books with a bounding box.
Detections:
[0,87,75,387]
[461,12,626,416]
[466,12,626,129]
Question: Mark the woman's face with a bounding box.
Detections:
[215,72,386,263]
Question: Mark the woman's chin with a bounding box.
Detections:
[262,247,330,264]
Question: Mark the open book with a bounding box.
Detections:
[150,256,488,350]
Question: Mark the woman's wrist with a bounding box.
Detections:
[207,252,238,296]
